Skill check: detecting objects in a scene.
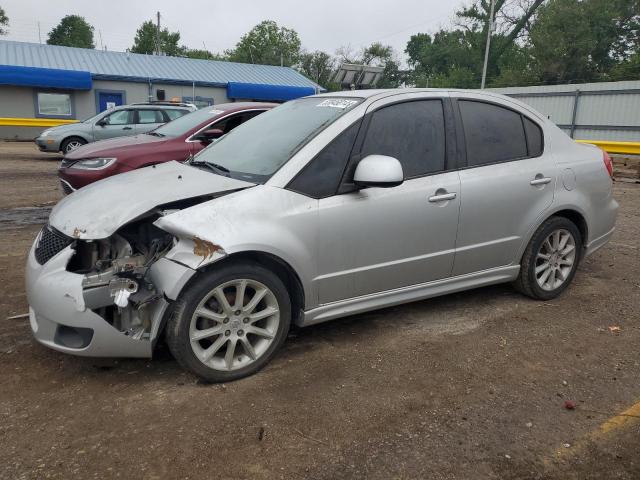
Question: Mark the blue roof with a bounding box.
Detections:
[0,40,323,91]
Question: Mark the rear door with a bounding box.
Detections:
[93,109,135,140]
[452,95,555,276]
[135,109,165,134]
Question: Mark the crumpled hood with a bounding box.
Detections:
[49,161,254,239]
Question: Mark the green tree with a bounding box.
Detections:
[298,50,335,88]
[0,6,8,36]
[130,20,182,56]
[530,0,640,83]
[226,20,301,66]
[47,15,94,49]
[182,48,227,61]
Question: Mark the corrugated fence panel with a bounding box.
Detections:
[489,80,640,142]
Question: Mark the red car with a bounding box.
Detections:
[58,102,275,192]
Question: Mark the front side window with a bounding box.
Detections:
[104,110,132,125]
[360,100,446,178]
[459,100,528,166]
[194,97,363,183]
[37,92,72,117]
[137,109,163,124]
[288,120,361,198]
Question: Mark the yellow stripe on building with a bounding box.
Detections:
[0,117,79,127]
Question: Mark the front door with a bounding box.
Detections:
[316,96,460,304]
[452,96,556,276]
[93,109,135,141]
[98,91,124,112]
[134,109,165,134]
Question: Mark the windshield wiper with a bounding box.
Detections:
[189,159,231,177]
[145,131,165,137]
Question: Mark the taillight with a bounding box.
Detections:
[602,149,613,178]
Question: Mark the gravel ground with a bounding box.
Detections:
[0,142,639,480]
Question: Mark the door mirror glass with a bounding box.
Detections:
[96,119,107,127]
[194,128,224,143]
[353,154,403,188]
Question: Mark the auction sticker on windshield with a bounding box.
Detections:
[316,99,359,109]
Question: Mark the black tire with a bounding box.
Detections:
[514,216,583,300]
[60,137,87,154]
[166,261,291,382]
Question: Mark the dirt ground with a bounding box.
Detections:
[0,141,639,480]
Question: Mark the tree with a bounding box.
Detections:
[0,6,8,36]
[530,0,640,83]
[47,15,94,49]
[182,48,227,61]
[298,50,335,88]
[130,20,181,56]
[226,20,301,66]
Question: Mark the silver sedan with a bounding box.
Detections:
[26,89,618,382]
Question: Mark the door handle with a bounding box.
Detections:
[428,191,457,203]
[530,176,551,186]
[122,126,133,130]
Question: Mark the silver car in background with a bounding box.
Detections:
[26,89,618,382]
[35,102,196,153]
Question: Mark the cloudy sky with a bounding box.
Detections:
[1,0,459,62]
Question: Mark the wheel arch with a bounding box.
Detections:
[60,135,88,152]
[191,250,306,327]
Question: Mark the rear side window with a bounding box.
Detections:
[288,121,361,199]
[137,109,164,124]
[360,100,446,178]
[165,109,188,121]
[524,117,543,157]
[459,100,527,166]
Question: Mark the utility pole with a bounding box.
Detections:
[99,30,104,51]
[156,11,161,55]
[481,0,496,89]
[37,22,42,44]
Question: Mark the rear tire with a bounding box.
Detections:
[166,261,291,383]
[61,137,86,154]
[514,216,582,300]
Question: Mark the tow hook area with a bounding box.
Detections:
[110,278,138,308]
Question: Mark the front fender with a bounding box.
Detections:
[154,185,318,304]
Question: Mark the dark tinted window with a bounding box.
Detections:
[288,121,361,198]
[210,111,264,135]
[524,116,543,157]
[360,100,446,178]
[459,101,527,166]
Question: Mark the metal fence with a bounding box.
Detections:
[489,80,640,144]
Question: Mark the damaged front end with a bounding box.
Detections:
[25,215,197,357]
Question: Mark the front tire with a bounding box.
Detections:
[61,137,87,153]
[166,261,291,382]
[514,216,582,300]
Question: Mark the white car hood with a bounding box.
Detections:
[49,161,254,239]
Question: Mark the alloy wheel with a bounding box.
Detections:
[189,279,280,371]
[65,140,83,152]
[534,229,576,291]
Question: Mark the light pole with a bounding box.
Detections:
[481,0,496,89]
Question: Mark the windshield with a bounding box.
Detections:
[193,97,362,182]
[153,107,227,138]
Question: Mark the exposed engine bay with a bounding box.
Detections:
[66,218,175,340]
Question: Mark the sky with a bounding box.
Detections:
[1,0,460,63]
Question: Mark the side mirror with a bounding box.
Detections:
[353,154,404,188]
[194,128,224,143]
[96,119,107,127]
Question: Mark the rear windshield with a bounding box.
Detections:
[194,97,362,183]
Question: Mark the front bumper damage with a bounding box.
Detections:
[26,234,195,358]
